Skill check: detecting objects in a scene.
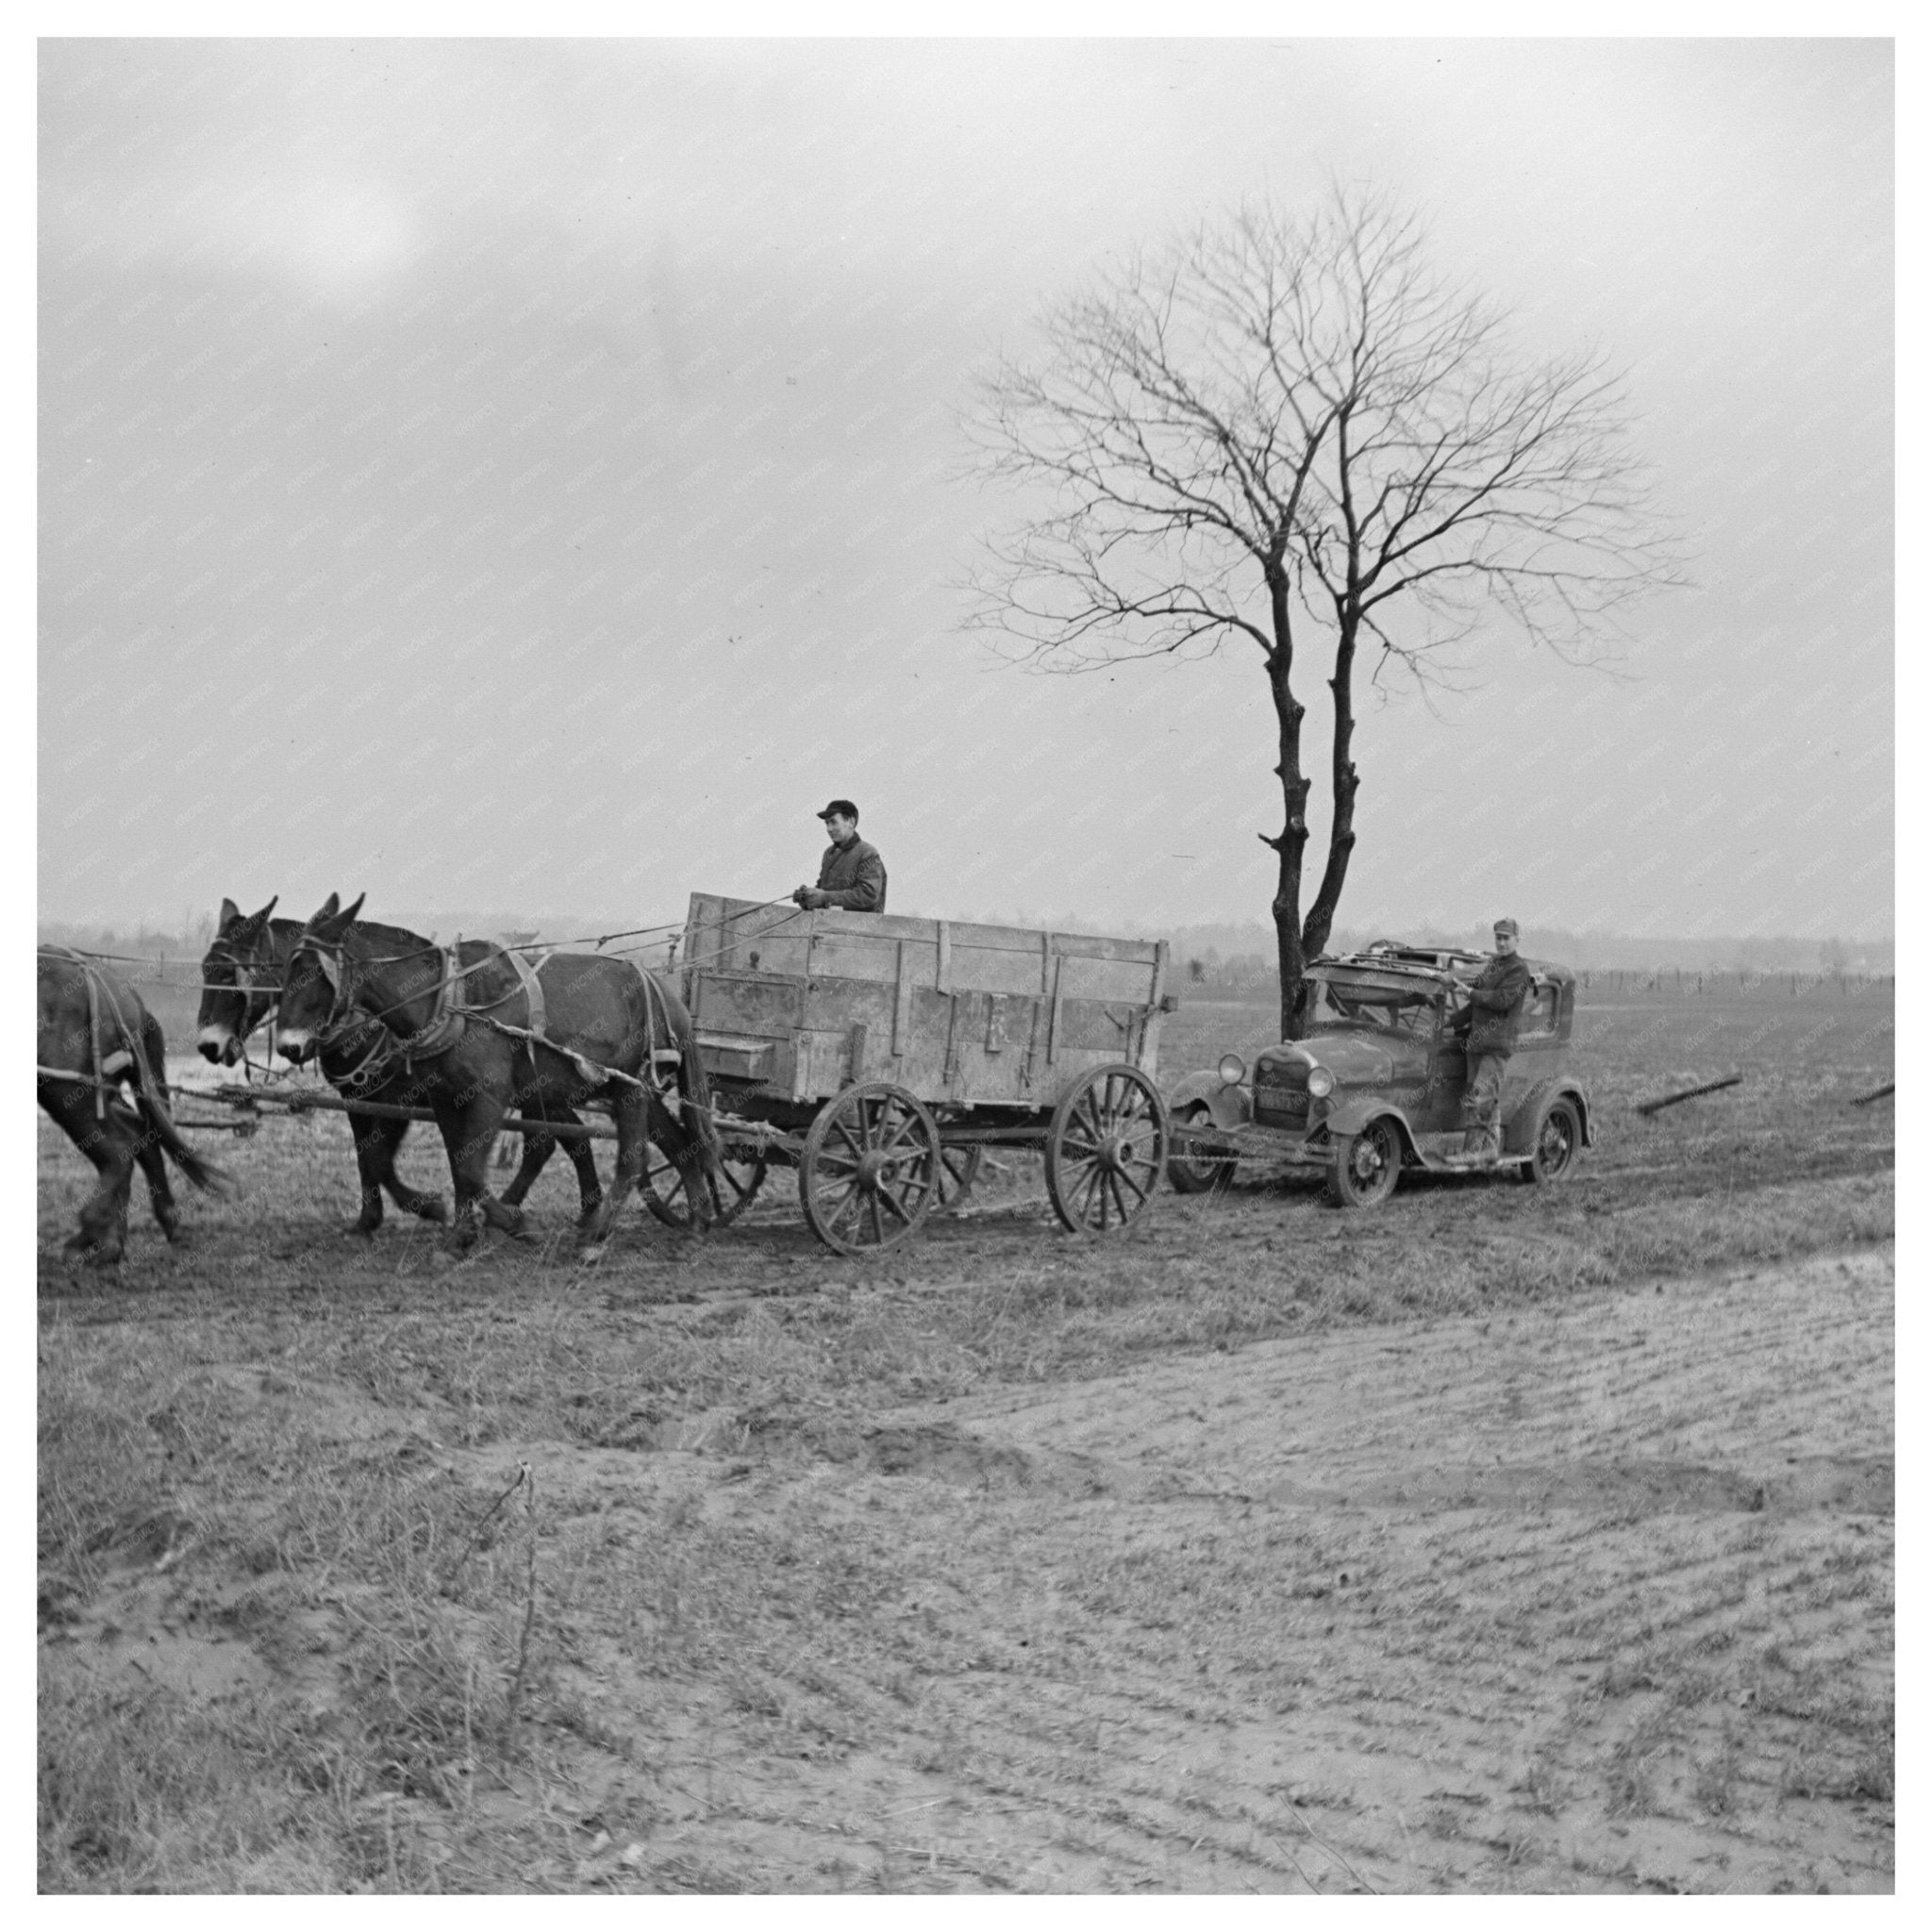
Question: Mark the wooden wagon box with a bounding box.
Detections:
[678,894,1173,1109]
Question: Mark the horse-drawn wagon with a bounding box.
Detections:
[49,891,1179,1263]
[642,895,1179,1253]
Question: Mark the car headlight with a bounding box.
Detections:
[1217,1054,1246,1087]
[1307,1066,1335,1098]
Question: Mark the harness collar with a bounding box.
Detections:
[403,946,470,1063]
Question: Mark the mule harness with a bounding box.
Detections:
[297,936,687,1113]
[37,944,156,1121]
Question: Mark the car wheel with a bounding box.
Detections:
[1525,1096,1583,1183]
[1325,1117,1403,1208]
[1167,1104,1235,1195]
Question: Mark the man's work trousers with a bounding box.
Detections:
[1460,1053,1509,1153]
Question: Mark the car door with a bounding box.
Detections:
[1503,979,1562,1116]
[1419,993,1466,1131]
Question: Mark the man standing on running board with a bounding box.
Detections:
[1458,917,1531,1159]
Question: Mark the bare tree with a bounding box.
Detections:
[964,189,1684,1036]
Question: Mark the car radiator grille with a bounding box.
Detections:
[1254,1080,1308,1124]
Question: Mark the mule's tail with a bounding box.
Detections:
[127,1009,238,1199]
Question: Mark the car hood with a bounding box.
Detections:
[1276,1031,1429,1087]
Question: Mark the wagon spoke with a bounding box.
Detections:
[1074,1162,1107,1221]
[1114,1164,1149,1207]
[879,1187,912,1226]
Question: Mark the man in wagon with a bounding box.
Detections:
[792,799,888,913]
[1457,917,1532,1161]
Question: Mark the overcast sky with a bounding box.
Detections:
[38,38,1892,941]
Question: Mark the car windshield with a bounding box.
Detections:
[1304,973,1441,1037]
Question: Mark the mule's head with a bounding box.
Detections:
[274,891,362,1065]
[197,895,278,1065]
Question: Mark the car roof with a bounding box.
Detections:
[1312,946,1574,988]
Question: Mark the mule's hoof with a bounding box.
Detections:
[414,1198,449,1225]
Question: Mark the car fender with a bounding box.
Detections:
[1323,1096,1423,1163]
[1504,1078,1595,1154]
[1167,1072,1253,1131]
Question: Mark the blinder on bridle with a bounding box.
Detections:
[295,937,349,1024]
[205,932,282,1062]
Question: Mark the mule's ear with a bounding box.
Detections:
[341,892,367,926]
[219,897,241,927]
[248,895,277,925]
[312,892,341,922]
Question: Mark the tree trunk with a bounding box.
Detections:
[1301,601,1361,961]
[1261,571,1311,1040]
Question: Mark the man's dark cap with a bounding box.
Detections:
[817,799,859,822]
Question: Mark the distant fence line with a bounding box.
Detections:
[1181,960,1894,1000]
[1573,968,1894,997]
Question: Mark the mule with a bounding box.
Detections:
[273,894,720,1256]
[38,947,233,1263]
[199,896,608,1236]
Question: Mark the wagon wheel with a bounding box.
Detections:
[642,1141,770,1229]
[798,1083,939,1255]
[1044,1063,1169,1236]
[933,1142,984,1213]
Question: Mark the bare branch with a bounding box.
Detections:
[958,183,1686,1033]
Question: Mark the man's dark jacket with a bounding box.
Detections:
[815,836,887,912]
[1465,953,1532,1057]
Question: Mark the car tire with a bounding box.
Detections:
[1167,1104,1235,1195]
[1524,1095,1583,1184]
[1325,1117,1404,1208]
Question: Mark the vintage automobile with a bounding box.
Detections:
[1165,941,1596,1208]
